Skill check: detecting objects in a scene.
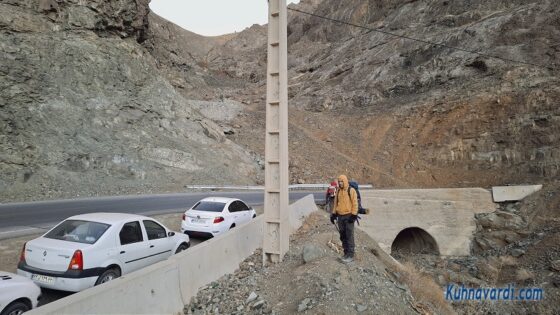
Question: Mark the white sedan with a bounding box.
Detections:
[0,271,41,315]
[181,197,257,238]
[17,213,190,292]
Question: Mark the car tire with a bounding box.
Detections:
[252,214,256,218]
[229,224,236,229]
[175,243,189,254]
[95,268,120,286]
[1,301,30,315]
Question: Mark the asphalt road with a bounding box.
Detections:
[0,191,324,306]
[0,191,325,237]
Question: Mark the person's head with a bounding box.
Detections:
[337,175,348,189]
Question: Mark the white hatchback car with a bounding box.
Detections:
[0,271,41,315]
[181,197,257,238]
[17,213,190,292]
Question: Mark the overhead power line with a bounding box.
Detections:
[287,7,555,71]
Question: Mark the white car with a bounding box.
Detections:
[17,213,190,292]
[181,197,257,238]
[0,271,41,315]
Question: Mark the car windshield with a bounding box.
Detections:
[192,201,225,212]
[45,220,111,244]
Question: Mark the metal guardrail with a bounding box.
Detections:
[185,184,374,191]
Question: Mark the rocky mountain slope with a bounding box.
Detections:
[199,0,560,188]
[0,0,260,201]
[2,0,558,197]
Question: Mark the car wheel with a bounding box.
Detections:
[1,301,30,315]
[252,214,256,218]
[175,243,189,254]
[95,268,120,286]
[229,223,236,229]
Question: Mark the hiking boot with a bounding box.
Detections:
[341,256,354,263]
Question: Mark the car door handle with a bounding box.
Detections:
[120,251,126,254]
[150,245,154,248]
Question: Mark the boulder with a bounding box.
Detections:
[510,248,526,257]
[477,211,526,230]
[356,304,368,312]
[297,298,311,312]
[302,244,324,263]
[246,292,258,304]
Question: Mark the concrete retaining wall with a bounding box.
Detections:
[28,195,317,315]
[175,215,265,306]
[289,194,319,232]
[31,259,184,315]
[492,185,542,202]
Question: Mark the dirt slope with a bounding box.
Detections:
[184,212,450,315]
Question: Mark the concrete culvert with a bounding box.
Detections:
[391,227,440,255]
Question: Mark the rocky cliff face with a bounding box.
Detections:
[0,0,259,201]
[2,0,559,201]
[202,0,560,188]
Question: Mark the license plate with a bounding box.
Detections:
[190,218,205,223]
[32,274,55,284]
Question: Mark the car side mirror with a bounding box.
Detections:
[168,231,175,237]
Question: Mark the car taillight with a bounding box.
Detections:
[68,250,83,271]
[182,213,186,221]
[19,242,27,263]
[213,217,225,224]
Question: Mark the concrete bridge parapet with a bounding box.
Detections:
[358,188,497,256]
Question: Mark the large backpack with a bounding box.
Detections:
[348,180,366,214]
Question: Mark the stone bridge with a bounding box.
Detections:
[358,186,541,256]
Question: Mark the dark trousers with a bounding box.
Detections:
[337,214,355,257]
[326,196,334,213]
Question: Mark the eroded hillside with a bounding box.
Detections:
[2,0,559,201]
[183,0,560,188]
[0,0,260,201]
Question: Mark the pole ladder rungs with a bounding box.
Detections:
[271,12,280,17]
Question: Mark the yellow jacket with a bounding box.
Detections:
[333,175,358,216]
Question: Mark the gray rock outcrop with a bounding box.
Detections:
[0,0,259,201]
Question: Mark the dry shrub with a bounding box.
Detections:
[399,262,456,315]
[515,268,535,282]
[368,242,456,315]
[499,255,518,267]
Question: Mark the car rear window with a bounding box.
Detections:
[45,220,110,244]
[192,201,226,212]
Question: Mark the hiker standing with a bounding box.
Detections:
[325,180,338,213]
[330,174,359,263]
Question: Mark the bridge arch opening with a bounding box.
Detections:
[391,227,440,255]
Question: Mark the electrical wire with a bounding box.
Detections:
[288,7,556,71]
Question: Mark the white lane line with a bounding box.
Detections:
[0,227,41,235]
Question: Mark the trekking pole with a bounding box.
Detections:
[333,219,340,232]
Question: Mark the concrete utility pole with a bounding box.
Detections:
[263,0,289,264]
